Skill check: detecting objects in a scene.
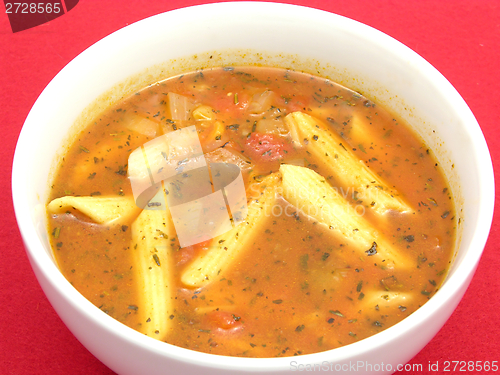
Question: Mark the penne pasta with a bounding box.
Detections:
[283,111,412,214]
[121,113,160,138]
[192,105,216,121]
[47,195,141,225]
[279,164,412,269]
[131,207,176,340]
[357,290,412,312]
[165,92,197,121]
[348,113,373,145]
[180,173,279,288]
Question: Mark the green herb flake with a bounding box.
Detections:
[365,242,377,256]
[152,254,161,267]
[403,235,415,242]
[295,324,305,332]
[417,253,428,265]
[356,281,363,292]
[329,310,344,318]
[116,165,127,176]
[441,211,450,219]
[299,254,309,271]
[232,314,241,321]
[428,197,438,206]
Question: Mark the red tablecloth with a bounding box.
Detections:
[2,1,499,374]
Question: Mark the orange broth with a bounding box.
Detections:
[47,66,456,357]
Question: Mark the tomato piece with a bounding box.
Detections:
[208,91,250,118]
[175,238,212,266]
[204,311,243,331]
[244,132,294,162]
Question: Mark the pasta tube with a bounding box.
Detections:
[358,290,412,312]
[165,92,197,121]
[181,174,279,288]
[131,208,175,340]
[192,105,216,121]
[279,164,411,269]
[283,112,412,214]
[47,196,141,225]
[122,113,159,138]
[348,113,373,144]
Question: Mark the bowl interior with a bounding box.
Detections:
[12,2,494,373]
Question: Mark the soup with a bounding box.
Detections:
[47,66,456,357]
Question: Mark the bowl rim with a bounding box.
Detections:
[11,1,495,371]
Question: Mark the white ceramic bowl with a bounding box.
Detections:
[12,2,494,374]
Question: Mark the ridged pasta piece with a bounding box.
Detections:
[122,113,160,138]
[165,92,197,121]
[357,290,412,312]
[181,174,279,288]
[192,105,216,121]
[47,196,141,225]
[131,207,175,340]
[279,164,411,269]
[283,111,412,214]
[348,113,373,144]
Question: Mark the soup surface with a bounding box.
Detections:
[47,66,456,357]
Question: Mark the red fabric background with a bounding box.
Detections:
[1,1,499,374]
